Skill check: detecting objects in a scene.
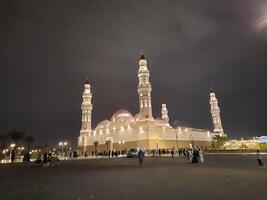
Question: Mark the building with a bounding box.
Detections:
[78,55,224,154]
[223,136,267,150]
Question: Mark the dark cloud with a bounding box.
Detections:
[1,0,267,146]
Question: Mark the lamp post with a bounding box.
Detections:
[59,141,68,154]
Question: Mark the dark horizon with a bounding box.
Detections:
[1,0,267,147]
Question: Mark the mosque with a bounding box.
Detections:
[77,55,225,154]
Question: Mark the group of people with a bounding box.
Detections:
[135,147,205,167]
[181,148,205,164]
[40,152,60,167]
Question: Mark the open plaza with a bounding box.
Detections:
[0,154,266,200]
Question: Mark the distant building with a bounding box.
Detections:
[224,136,267,150]
[78,55,224,153]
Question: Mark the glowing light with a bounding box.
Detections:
[10,144,15,148]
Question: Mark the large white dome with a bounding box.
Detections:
[111,109,133,122]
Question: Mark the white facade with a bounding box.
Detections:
[78,55,222,152]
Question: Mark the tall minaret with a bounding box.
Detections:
[78,80,93,151]
[209,91,224,134]
[81,80,93,131]
[161,104,169,123]
[137,54,153,120]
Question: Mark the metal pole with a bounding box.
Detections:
[175,131,178,149]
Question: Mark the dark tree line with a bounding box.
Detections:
[0,129,35,160]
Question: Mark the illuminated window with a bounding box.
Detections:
[144,99,148,107]
[140,100,143,108]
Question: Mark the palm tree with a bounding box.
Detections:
[24,136,34,151]
[8,129,26,148]
[213,135,227,149]
[0,133,9,160]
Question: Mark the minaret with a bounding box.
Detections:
[209,91,224,134]
[81,80,93,131]
[137,54,153,120]
[78,80,93,151]
[161,104,169,123]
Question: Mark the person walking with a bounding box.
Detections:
[257,150,265,168]
[138,149,144,167]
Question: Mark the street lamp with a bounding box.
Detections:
[59,141,68,153]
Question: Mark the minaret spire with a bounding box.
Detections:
[161,104,169,123]
[137,54,153,120]
[209,90,224,134]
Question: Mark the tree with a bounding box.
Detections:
[0,133,9,160]
[24,136,34,151]
[8,129,26,147]
[213,135,227,149]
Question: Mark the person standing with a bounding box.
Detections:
[188,149,193,163]
[171,148,174,158]
[191,149,199,164]
[11,150,15,163]
[42,152,48,167]
[257,150,265,168]
[198,149,204,163]
[138,149,144,167]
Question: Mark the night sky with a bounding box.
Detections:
[1,0,267,146]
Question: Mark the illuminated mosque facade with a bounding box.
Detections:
[78,55,225,153]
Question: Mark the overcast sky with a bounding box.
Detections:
[1,0,267,146]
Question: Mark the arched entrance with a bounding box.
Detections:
[93,141,99,155]
[105,137,113,152]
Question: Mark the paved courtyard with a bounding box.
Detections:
[0,154,266,200]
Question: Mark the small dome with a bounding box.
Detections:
[96,120,111,129]
[133,113,141,122]
[111,109,133,122]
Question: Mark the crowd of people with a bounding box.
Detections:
[131,147,205,167]
[178,148,205,164]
